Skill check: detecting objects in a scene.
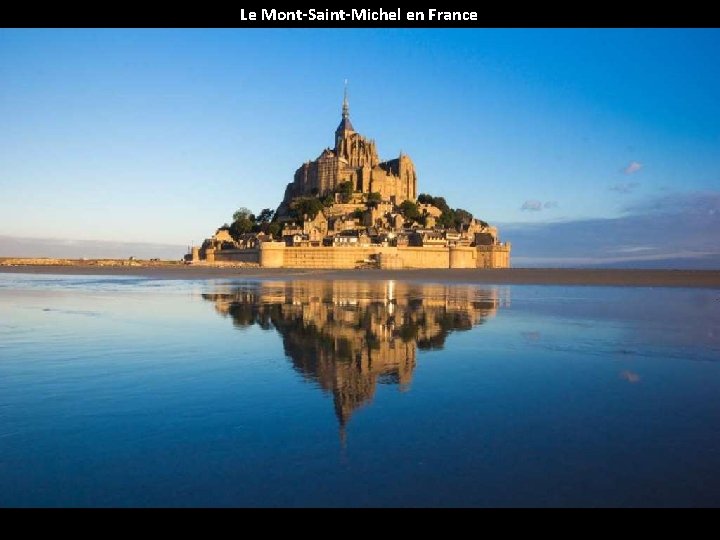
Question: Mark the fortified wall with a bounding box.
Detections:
[203,243,511,270]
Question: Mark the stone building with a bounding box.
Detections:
[278,89,417,215]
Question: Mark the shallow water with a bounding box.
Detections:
[1,274,719,507]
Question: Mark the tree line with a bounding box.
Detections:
[222,208,281,240]
[222,190,487,242]
[405,194,488,230]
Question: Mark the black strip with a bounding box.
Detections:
[5,6,720,28]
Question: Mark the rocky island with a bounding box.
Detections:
[190,90,511,270]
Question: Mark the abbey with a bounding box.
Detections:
[278,90,417,215]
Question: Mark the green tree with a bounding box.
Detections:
[322,194,335,207]
[417,194,450,215]
[230,216,254,239]
[267,222,282,240]
[229,207,256,239]
[417,193,433,205]
[454,208,474,229]
[431,197,450,215]
[336,181,354,203]
[400,200,422,223]
[291,197,324,221]
[415,195,488,231]
[256,208,275,225]
[367,192,382,208]
[233,207,253,223]
[437,210,455,230]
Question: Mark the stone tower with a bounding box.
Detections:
[334,85,379,171]
[335,84,354,151]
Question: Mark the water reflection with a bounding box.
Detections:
[203,281,507,433]
[5,274,720,507]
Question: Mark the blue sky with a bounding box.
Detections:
[1,29,719,265]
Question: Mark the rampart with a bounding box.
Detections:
[208,243,512,269]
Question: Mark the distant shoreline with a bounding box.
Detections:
[1,263,719,289]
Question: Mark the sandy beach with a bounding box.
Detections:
[1,264,719,288]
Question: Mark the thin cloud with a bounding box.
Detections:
[610,182,640,194]
[522,200,558,212]
[615,246,657,254]
[500,191,720,268]
[626,190,720,215]
[521,200,543,212]
[624,161,643,175]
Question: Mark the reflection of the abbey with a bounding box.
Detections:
[203,281,507,435]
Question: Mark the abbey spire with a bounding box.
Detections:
[342,80,350,120]
[335,81,355,150]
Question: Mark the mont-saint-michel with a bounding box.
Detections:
[3,29,720,510]
[190,91,511,270]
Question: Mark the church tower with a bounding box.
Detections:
[334,83,379,170]
[335,82,355,154]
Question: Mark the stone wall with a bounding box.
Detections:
[476,245,511,269]
[394,247,451,269]
[248,244,511,269]
[259,242,286,268]
[449,246,477,269]
[214,249,261,264]
[281,246,392,269]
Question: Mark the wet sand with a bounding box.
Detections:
[1,265,719,288]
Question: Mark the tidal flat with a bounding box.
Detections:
[1,273,719,507]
